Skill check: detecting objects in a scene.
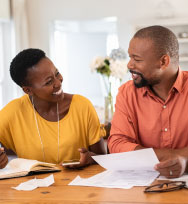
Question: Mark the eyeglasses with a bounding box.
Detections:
[144,181,188,193]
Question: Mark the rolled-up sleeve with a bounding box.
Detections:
[108,84,139,153]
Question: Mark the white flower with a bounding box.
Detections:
[90,56,106,72]
[109,48,126,60]
[109,59,128,80]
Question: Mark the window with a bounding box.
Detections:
[0,25,4,108]
[106,33,119,55]
[50,19,119,107]
[50,26,68,92]
[0,21,16,109]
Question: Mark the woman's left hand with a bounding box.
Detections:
[78,147,96,167]
[63,148,95,169]
[62,138,106,169]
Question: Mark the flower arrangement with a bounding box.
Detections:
[90,48,127,122]
[90,48,127,95]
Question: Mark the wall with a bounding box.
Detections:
[25,0,188,55]
[0,0,10,21]
[23,0,188,109]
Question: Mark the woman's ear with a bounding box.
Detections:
[160,54,170,70]
[22,86,33,96]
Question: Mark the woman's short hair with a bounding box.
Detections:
[10,48,46,87]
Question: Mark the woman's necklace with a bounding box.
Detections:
[31,97,60,163]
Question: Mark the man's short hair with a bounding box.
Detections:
[134,25,179,63]
[10,48,46,87]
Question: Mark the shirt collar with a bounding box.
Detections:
[172,67,183,93]
[142,67,182,97]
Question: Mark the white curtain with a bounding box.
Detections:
[11,0,29,53]
[11,0,29,98]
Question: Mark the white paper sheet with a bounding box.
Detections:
[158,174,188,186]
[69,148,160,189]
[92,148,159,171]
[12,174,54,191]
[69,169,159,189]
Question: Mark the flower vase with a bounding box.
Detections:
[104,94,114,123]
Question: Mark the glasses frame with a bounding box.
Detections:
[144,181,187,193]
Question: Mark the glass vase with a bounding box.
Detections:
[104,94,114,123]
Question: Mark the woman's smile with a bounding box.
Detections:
[52,88,62,95]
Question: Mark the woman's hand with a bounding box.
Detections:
[78,147,96,167]
[0,147,8,169]
[62,138,106,169]
[77,138,106,167]
[62,148,96,169]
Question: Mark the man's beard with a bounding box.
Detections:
[129,70,148,88]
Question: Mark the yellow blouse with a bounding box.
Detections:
[0,94,101,163]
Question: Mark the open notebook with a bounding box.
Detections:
[0,158,60,179]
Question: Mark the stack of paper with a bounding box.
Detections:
[69,148,159,189]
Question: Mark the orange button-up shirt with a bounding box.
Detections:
[108,70,188,153]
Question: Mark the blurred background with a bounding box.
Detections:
[1,0,188,122]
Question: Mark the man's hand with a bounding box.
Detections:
[0,147,8,169]
[136,147,188,178]
[154,156,187,178]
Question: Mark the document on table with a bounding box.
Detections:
[158,174,188,186]
[69,148,160,189]
[12,174,54,191]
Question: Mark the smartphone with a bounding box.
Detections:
[62,159,80,167]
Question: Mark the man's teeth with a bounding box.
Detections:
[53,89,62,95]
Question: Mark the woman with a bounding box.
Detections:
[0,48,106,167]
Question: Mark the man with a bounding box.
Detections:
[108,25,188,178]
[0,147,8,168]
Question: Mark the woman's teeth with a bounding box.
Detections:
[53,89,62,95]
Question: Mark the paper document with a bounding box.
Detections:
[12,174,54,191]
[69,148,159,189]
[92,148,159,171]
[69,169,159,189]
[158,174,188,186]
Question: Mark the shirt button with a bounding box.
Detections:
[163,105,166,109]
[164,128,168,132]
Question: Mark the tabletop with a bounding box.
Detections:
[1,164,188,204]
